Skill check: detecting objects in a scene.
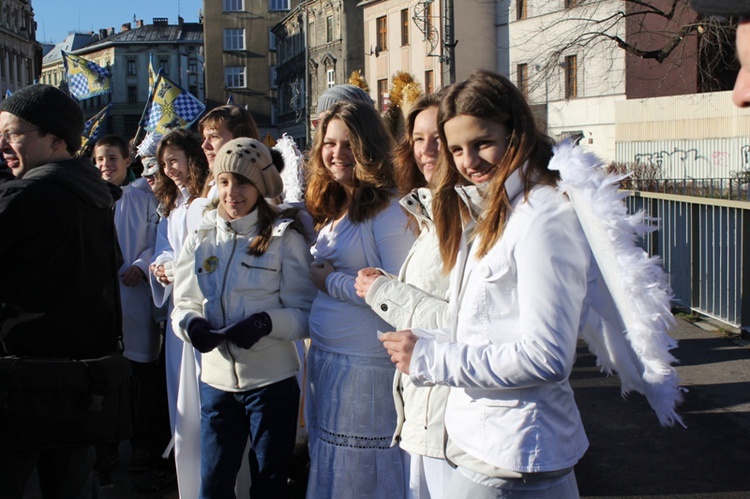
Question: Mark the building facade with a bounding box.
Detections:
[41,18,204,140]
[273,3,307,147]
[272,0,365,147]
[0,0,40,94]
[359,0,495,110]
[503,0,627,161]
[203,0,299,136]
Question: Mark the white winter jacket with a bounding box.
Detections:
[365,188,451,458]
[171,208,316,392]
[411,168,591,474]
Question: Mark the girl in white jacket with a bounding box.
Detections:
[382,70,683,499]
[382,71,592,498]
[172,137,316,498]
[355,93,454,499]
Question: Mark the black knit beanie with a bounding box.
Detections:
[0,84,85,152]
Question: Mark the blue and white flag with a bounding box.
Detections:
[141,73,205,135]
[62,51,111,100]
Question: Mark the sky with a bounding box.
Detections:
[33,0,204,45]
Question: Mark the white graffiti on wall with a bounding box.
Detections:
[624,140,750,179]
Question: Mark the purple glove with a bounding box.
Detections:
[223,312,273,349]
[187,317,224,353]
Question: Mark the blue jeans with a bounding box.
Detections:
[0,445,95,499]
[199,376,299,499]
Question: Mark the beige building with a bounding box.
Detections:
[203,0,300,134]
[0,0,40,94]
[359,0,495,108]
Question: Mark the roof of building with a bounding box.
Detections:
[42,32,98,64]
[42,21,203,64]
[85,21,203,48]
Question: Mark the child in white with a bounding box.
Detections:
[172,138,316,497]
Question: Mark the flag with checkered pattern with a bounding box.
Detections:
[78,103,112,156]
[141,73,205,135]
[62,51,111,100]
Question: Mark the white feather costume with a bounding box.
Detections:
[549,141,683,427]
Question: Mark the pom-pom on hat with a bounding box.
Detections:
[0,84,85,153]
[317,84,374,114]
[214,138,283,198]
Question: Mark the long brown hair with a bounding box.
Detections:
[154,129,209,217]
[434,70,557,269]
[393,93,443,196]
[305,100,396,229]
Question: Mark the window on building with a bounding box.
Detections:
[270,65,278,89]
[517,63,528,97]
[126,59,137,76]
[188,57,198,74]
[127,85,138,103]
[517,0,527,20]
[269,0,290,11]
[564,55,578,99]
[269,29,277,51]
[326,15,334,43]
[401,9,409,46]
[224,28,245,51]
[377,16,388,51]
[424,70,434,95]
[377,78,389,112]
[159,58,169,75]
[223,0,244,11]
[123,115,140,138]
[424,2,432,39]
[226,66,246,88]
[564,0,579,8]
[327,69,335,89]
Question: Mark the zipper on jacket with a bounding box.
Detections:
[219,224,242,389]
[240,262,277,272]
[424,386,433,430]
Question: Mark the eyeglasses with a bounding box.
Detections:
[0,128,38,143]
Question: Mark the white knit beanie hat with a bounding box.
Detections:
[213,138,283,198]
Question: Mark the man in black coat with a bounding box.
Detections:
[0,84,123,498]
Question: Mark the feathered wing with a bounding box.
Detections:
[273,134,306,203]
[549,140,684,427]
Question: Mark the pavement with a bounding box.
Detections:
[21,316,750,498]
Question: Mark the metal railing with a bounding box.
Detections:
[626,178,750,202]
[624,190,750,332]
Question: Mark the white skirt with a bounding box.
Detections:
[306,345,406,499]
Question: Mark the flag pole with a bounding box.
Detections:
[132,69,163,153]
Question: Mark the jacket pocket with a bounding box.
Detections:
[466,387,523,407]
[479,260,517,318]
[238,251,280,288]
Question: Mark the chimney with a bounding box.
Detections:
[136,19,144,28]
[121,23,131,32]
[107,27,115,36]
[178,16,184,28]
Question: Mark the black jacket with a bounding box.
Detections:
[0,158,122,359]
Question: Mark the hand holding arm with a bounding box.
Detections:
[309,260,334,293]
[381,330,419,374]
[355,267,385,298]
[150,261,174,286]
